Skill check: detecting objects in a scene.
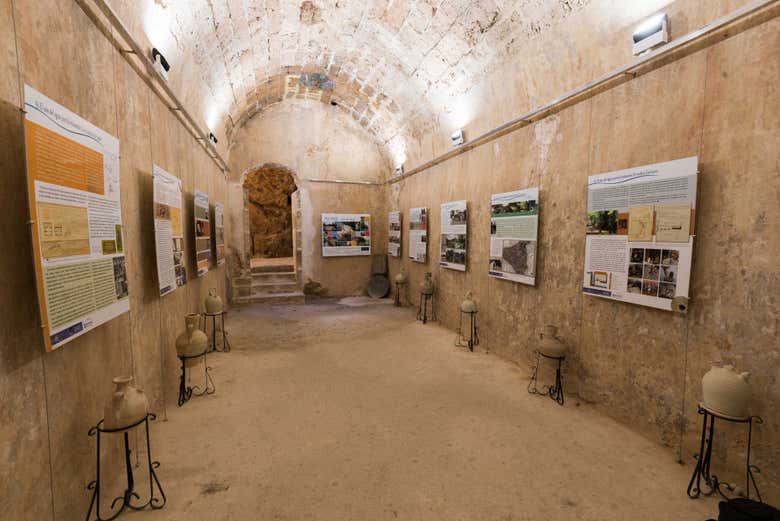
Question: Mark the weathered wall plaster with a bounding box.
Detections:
[387,17,780,503]
[227,101,389,296]
[0,1,229,520]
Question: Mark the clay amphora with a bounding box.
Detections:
[175,313,208,357]
[205,288,223,314]
[460,291,477,313]
[702,362,751,418]
[103,376,148,430]
[421,272,434,295]
[539,324,566,358]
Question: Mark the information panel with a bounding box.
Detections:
[440,200,467,271]
[409,207,428,263]
[322,213,371,257]
[388,211,401,258]
[214,202,225,266]
[153,165,186,296]
[489,188,539,285]
[194,190,210,276]
[583,157,697,311]
[24,85,129,351]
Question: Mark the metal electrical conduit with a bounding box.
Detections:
[391,0,779,185]
[75,0,230,174]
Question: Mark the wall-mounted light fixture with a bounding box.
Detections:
[151,48,170,81]
[208,132,218,145]
[633,13,669,56]
[395,164,404,177]
[451,129,465,147]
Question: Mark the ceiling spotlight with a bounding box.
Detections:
[395,164,404,177]
[451,129,465,147]
[152,47,170,80]
[208,132,218,145]
[632,13,669,56]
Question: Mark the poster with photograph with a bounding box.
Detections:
[583,156,697,311]
[388,211,402,257]
[489,188,539,285]
[214,202,225,266]
[322,214,371,256]
[409,207,428,263]
[440,200,467,271]
[153,165,186,296]
[23,85,129,351]
[194,190,211,276]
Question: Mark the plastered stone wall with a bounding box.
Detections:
[227,101,389,296]
[0,1,229,520]
[387,16,780,503]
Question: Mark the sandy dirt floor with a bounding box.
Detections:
[128,298,719,521]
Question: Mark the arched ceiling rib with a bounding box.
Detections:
[133,0,592,164]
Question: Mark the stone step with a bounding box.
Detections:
[252,271,297,284]
[250,280,300,293]
[251,264,294,274]
[233,291,306,305]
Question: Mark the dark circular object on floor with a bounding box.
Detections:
[368,274,390,298]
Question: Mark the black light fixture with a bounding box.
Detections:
[152,48,170,80]
[208,132,218,145]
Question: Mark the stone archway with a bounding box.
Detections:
[242,164,298,261]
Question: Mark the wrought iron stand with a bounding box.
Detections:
[416,292,436,324]
[527,351,565,405]
[687,403,763,501]
[201,311,230,352]
[394,281,407,306]
[85,413,166,521]
[177,350,215,407]
[455,310,479,352]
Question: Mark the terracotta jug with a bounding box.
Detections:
[176,313,208,357]
[539,324,566,358]
[460,291,477,313]
[702,362,751,418]
[421,272,434,295]
[103,376,148,430]
[395,268,407,284]
[205,288,223,314]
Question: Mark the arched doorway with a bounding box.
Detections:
[242,164,298,266]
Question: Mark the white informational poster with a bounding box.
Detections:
[194,190,211,276]
[388,211,402,258]
[583,157,698,311]
[440,200,467,271]
[153,165,186,296]
[322,213,371,257]
[23,85,129,351]
[489,188,539,285]
[409,207,428,263]
[214,202,225,266]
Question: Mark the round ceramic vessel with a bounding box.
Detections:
[103,376,148,430]
[421,273,434,295]
[176,313,208,357]
[395,270,407,284]
[205,288,223,314]
[702,363,751,418]
[539,324,566,358]
[460,292,477,313]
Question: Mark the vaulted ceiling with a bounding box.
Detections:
[129,0,591,164]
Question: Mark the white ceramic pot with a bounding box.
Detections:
[421,272,434,295]
[205,288,223,314]
[394,269,407,284]
[539,324,566,358]
[460,291,477,313]
[175,313,208,357]
[104,376,148,430]
[702,362,751,418]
